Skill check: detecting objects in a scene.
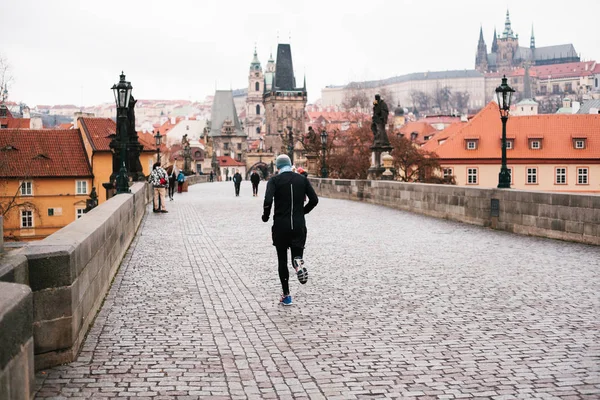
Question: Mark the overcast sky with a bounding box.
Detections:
[2,0,599,107]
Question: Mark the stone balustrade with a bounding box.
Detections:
[310,178,600,246]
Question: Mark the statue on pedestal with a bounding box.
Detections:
[371,94,390,147]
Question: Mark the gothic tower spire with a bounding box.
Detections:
[530,24,535,49]
[491,26,498,52]
[475,25,488,72]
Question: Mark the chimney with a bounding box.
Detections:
[171,116,176,124]
[460,114,468,122]
[22,107,31,119]
[563,98,572,108]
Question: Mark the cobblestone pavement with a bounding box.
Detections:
[36,181,600,399]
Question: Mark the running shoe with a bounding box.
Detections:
[280,294,293,306]
[293,257,308,285]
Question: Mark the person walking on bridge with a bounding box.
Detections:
[233,169,242,197]
[262,154,318,306]
[250,170,261,196]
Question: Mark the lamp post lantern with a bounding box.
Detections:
[154,130,163,163]
[495,75,515,189]
[320,129,328,178]
[111,72,132,194]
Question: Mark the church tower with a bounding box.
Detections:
[263,43,307,162]
[475,26,488,72]
[264,52,275,92]
[245,48,264,140]
[496,9,519,72]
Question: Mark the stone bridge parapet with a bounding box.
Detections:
[311,178,600,245]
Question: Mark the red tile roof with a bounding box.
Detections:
[432,102,600,161]
[0,129,92,178]
[217,156,245,167]
[398,122,438,144]
[0,118,30,129]
[79,117,155,152]
[79,117,115,151]
[58,123,73,130]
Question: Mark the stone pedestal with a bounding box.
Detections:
[305,153,319,176]
[367,145,393,180]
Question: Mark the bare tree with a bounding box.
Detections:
[433,85,452,113]
[409,90,432,112]
[342,86,370,110]
[451,91,470,114]
[0,54,14,102]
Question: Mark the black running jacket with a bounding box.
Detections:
[263,172,318,233]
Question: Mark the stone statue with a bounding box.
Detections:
[371,94,390,147]
[126,95,145,180]
[182,134,190,148]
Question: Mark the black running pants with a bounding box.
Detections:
[276,245,304,296]
[252,183,259,195]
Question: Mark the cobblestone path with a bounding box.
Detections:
[36,181,600,399]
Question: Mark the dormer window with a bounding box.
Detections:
[506,140,514,150]
[574,139,586,149]
[530,140,541,149]
[466,140,477,150]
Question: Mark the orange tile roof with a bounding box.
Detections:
[421,121,467,152]
[217,156,245,167]
[432,102,600,161]
[0,129,92,178]
[0,118,30,129]
[398,121,437,144]
[58,123,73,130]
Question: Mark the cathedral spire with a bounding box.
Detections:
[502,9,515,39]
[475,25,488,72]
[530,24,535,49]
[491,26,498,52]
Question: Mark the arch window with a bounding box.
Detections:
[255,82,260,91]
[256,104,260,115]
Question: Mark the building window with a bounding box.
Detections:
[506,140,513,150]
[527,167,538,184]
[467,168,478,184]
[237,154,242,162]
[256,127,260,134]
[530,140,541,149]
[565,83,573,93]
[443,168,453,179]
[224,143,229,150]
[255,82,260,91]
[541,85,547,94]
[237,143,242,150]
[574,140,585,149]
[21,210,33,228]
[466,141,477,150]
[596,78,599,88]
[195,151,201,158]
[186,125,189,130]
[555,167,567,185]
[76,208,85,219]
[48,208,54,216]
[552,84,559,94]
[577,168,589,184]
[76,180,88,195]
[256,104,260,115]
[20,181,33,196]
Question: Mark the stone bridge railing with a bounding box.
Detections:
[310,178,600,246]
[0,179,207,399]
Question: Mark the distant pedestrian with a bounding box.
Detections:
[297,167,308,178]
[168,164,178,200]
[177,171,185,193]
[233,169,242,197]
[149,161,169,213]
[250,170,261,196]
[209,171,214,182]
[262,155,318,306]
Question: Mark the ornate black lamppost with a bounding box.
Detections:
[111,72,132,194]
[495,75,515,189]
[154,130,163,163]
[320,129,328,178]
